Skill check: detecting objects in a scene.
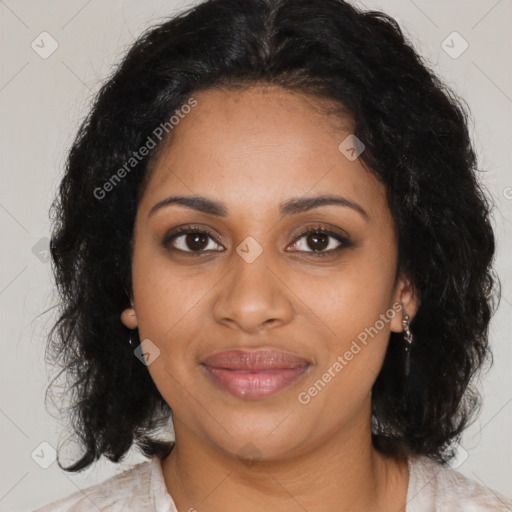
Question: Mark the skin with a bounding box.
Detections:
[121,85,419,512]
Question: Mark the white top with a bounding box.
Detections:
[32,454,512,511]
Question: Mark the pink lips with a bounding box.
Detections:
[201,349,310,399]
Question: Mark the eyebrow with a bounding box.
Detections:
[148,194,368,220]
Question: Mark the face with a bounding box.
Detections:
[122,85,417,462]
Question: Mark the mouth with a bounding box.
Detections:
[201,349,311,400]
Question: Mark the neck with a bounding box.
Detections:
[161,406,409,512]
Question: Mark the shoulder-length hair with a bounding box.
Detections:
[48,0,497,471]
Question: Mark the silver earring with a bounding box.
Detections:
[402,311,413,376]
[128,330,138,349]
[127,299,136,348]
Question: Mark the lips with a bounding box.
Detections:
[201,349,311,399]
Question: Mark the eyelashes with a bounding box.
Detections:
[161,223,353,258]
[287,226,352,257]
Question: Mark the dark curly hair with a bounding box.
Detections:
[47,0,498,472]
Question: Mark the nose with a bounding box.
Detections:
[212,249,295,334]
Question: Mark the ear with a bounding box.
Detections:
[389,273,420,333]
[121,305,138,329]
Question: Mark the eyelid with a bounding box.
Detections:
[290,224,350,244]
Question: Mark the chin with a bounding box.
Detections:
[191,407,314,462]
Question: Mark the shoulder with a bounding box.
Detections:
[407,455,512,511]
[31,457,174,512]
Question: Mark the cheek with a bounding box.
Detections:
[298,247,397,342]
[131,238,204,333]
[292,242,397,392]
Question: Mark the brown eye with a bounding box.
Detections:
[182,232,210,251]
[162,227,223,254]
[305,232,330,251]
[289,226,351,257]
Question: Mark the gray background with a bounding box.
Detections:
[0,0,511,510]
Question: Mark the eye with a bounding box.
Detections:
[162,225,224,255]
[288,226,351,257]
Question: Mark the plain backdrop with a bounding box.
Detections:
[0,0,511,510]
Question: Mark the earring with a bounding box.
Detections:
[123,294,136,348]
[128,327,138,350]
[402,311,413,376]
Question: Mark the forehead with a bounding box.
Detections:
[139,85,387,221]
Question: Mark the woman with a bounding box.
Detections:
[35,0,511,510]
